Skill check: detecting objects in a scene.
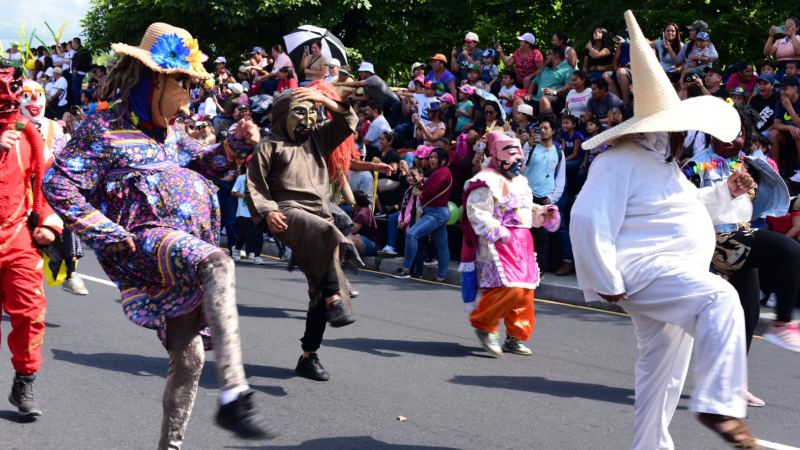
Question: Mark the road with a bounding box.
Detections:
[1,253,798,449]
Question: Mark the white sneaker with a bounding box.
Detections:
[247,253,256,262]
[766,293,777,308]
[377,245,398,257]
[253,256,265,265]
[763,322,800,352]
[232,249,241,262]
[790,170,800,183]
[62,274,89,296]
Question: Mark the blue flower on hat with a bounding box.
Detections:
[150,34,191,70]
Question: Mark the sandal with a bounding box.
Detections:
[697,413,760,449]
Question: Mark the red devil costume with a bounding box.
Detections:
[0,62,62,417]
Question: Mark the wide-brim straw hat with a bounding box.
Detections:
[582,11,739,150]
[111,22,211,79]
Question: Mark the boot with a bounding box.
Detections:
[9,372,42,417]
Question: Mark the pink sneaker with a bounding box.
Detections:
[763,322,800,352]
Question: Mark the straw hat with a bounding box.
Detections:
[111,22,211,79]
[581,11,740,150]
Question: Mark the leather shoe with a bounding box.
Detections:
[326,299,355,328]
[295,354,330,381]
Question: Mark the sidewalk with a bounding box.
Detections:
[259,241,786,335]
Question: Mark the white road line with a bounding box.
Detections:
[756,439,800,450]
[76,273,117,288]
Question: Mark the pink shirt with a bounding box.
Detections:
[725,73,757,96]
[772,36,800,61]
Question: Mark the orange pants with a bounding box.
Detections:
[470,287,534,341]
[0,227,47,375]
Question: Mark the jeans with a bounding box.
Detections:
[70,73,85,107]
[555,194,573,262]
[402,206,450,278]
[360,235,378,256]
[214,179,238,251]
[387,212,400,248]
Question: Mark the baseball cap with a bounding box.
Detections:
[358,62,375,74]
[214,56,227,64]
[44,67,54,77]
[429,53,448,64]
[730,86,747,97]
[757,73,777,84]
[517,32,536,46]
[327,58,341,67]
[411,62,426,72]
[423,81,435,90]
[482,48,496,59]
[468,63,480,73]
[438,93,456,105]
[227,83,244,95]
[696,32,711,41]
[250,47,264,55]
[517,104,534,117]
[780,74,798,87]
[464,32,480,43]
[53,67,63,74]
[413,75,425,85]
[687,20,709,32]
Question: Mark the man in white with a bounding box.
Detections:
[324,58,341,83]
[48,67,69,118]
[570,10,758,450]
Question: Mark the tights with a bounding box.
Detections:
[300,263,340,353]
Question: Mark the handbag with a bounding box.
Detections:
[415,174,452,222]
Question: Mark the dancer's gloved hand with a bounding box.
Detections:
[727,170,756,198]
[106,237,136,254]
[266,211,288,234]
[599,292,628,303]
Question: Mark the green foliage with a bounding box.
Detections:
[83,0,797,81]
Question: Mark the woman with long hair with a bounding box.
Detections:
[300,40,329,84]
[651,22,683,73]
[583,27,615,80]
[552,32,578,68]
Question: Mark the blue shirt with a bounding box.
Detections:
[524,144,560,198]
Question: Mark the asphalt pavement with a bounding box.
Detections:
[0,253,798,450]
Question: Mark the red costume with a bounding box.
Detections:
[0,64,62,377]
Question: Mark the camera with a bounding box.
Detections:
[684,73,700,83]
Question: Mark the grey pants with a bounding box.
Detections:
[157,252,247,449]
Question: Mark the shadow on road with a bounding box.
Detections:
[448,375,635,405]
[0,410,38,424]
[236,305,308,320]
[226,436,460,449]
[323,338,479,358]
[51,349,293,397]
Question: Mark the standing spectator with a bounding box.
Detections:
[426,54,458,99]
[452,32,484,81]
[47,67,69,119]
[532,47,575,115]
[565,70,592,119]
[340,62,402,126]
[231,164,265,264]
[552,32,579,68]
[69,38,92,107]
[763,17,800,75]
[392,148,453,281]
[769,74,800,180]
[749,73,779,135]
[479,49,499,90]
[496,72,518,117]
[726,61,757,96]
[363,100,392,160]
[651,22,683,73]
[496,33,543,89]
[676,21,718,70]
[300,40,328,84]
[587,77,623,125]
[455,85,476,134]
[523,116,565,270]
[583,28,615,81]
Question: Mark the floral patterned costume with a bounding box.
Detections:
[43,110,250,345]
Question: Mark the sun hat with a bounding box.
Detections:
[459,85,475,95]
[411,62,426,72]
[227,82,244,95]
[111,22,210,79]
[696,31,711,41]
[581,10,739,150]
[517,33,536,46]
[438,93,456,105]
[358,62,375,74]
[464,32,480,43]
[730,86,747,97]
[687,20,709,32]
[340,66,352,76]
[44,67,54,78]
[214,56,227,64]
[517,103,534,117]
[429,53,448,64]
[327,58,341,67]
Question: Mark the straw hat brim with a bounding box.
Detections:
[582,94,740,150]
[112,42,212,79]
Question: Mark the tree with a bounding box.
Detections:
[83,0,797,81]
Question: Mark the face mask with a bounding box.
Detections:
[150,73,190,129]
[287,97,317,143]
[20,80,46,122]
[500,160,523,178]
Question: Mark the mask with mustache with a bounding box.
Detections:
[286,98,317,143]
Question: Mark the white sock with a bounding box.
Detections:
[219,384,249,405]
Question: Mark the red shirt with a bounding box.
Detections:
[276,77,298,93]
[420,166,453,208]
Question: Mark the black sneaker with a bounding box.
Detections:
[326,299,355,328]
[391,268,411,279]
[9,373,42,417]
[215,389,279,440]
[295,354,330,381]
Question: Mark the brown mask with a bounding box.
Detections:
[286,97,317,143]
[151,73,190,128]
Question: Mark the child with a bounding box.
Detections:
[480,49,500,91]
[580,118,607,169]
[455,85,475,134]
[560,114,586,198]
[767,197,800,240]
[497,71,518,117]
[461,64,481,87]
[231,163,265,264]
[350,190,381,257]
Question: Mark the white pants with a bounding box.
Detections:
[622,267,747,450]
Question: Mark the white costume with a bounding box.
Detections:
[20,80,66,158]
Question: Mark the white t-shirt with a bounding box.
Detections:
[63,49,75,71]
[50,76,69,107]
[364,114,391,145]
[565,88,592,117]
[198,97,218,118]
[413,93,438,126]
[232,174,250,218]
[499,85,518,115]
[51,54,63,68]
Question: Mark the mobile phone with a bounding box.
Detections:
[304,45,310,53]
[772,25,786,35]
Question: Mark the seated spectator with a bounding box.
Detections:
[324,58,342,83]
[605,32,632,105]
[583,28,615,80]
[379,164,423,258]
[586,77,623,125]
[786,60,800,77]
[460,63,481,88]
[455,86,475,134]
[473,101,505,134]
[335,66,356,100]
[608,107,624,127]
[276,66,298,93]
[258,44,296,95]
[496,72,518,117]
[513,103,536,137]
[363,100,393,160]
[766,196,800,240]
[399,81,439,125]
[426,53,458,99]
[702,67,729,98]
[565,70,592,120]
[552,32,579,68]
[726,61,757,96]
[496,33,544,89]
[452,32,484,82]
[677,21,718,70]
[769,74,800,180]
[758,60,777,77]
[351,190,382,257]
[651,22,684,73]
[414,103,446,146]
[438,93,457,137]
[730,86,748,105]
[749,73,779,135]
[193,119,216,145]
[580,117,606,169]
[532,47,575,115]
[408,62,426,89]
[479,49,500,91]
[763,17,800,75]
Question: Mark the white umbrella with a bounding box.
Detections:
[283,25,348,66]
